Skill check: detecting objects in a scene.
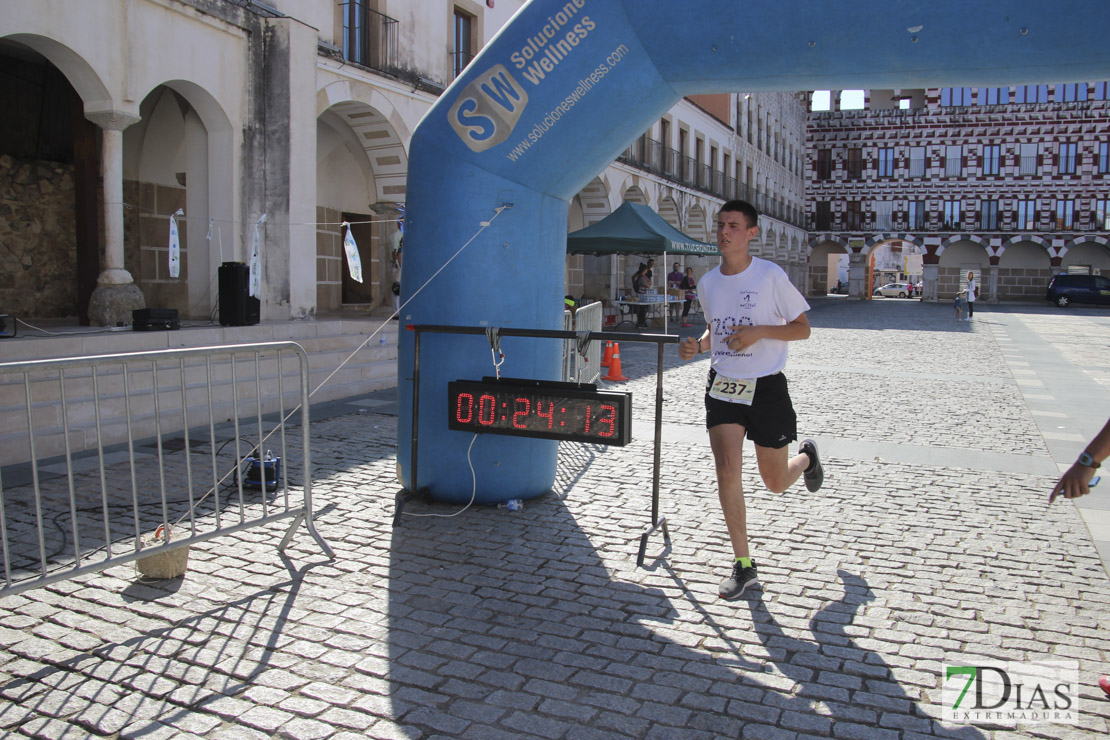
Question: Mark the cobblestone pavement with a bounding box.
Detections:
[1,299,1109,739]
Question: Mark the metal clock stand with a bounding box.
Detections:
[396,324,678,568]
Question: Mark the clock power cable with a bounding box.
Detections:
[401,433,479,518]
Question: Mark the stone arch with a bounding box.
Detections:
[936,239,990,300]
[808,238,850,295]
[1060,239,1110,272]
[807,234,849,256]
[1064,234,1110,253]
[621,184,648,207]
[320,98,409,205]
[864,233,924,254]
[658,196,681,230]
[686,204,708,242]
[122,81,236,318]
[996,241,1052,300]
[574,176,612,226]
[0,34,112,113]
[937,233,987,256]
[1002,234,1051,253]
[754,225,772,259]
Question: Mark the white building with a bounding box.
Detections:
[1,0,810,336]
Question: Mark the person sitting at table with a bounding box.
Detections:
[631,263,649,328]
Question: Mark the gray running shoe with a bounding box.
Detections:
[719,560,758,600]
[801,438,823,492]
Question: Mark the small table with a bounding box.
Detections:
[609,297,684,330]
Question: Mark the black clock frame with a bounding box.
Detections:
[447,377,632,446]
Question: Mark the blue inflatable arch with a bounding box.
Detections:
[400,0,1110,503]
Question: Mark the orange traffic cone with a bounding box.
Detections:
[602,343,628,381]
[600,340,614,368]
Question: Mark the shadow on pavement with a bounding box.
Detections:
[381,452,950,738]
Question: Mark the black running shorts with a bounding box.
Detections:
[704,369,798,449]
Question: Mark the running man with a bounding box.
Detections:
[679,200,824,600]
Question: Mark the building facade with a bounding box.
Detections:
[806,86,1110,302]
[6,1,1097,338]
[0,0,529,326]
[565,90,809,311]
[1,0,816,331]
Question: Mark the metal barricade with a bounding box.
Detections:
[561,300,603,383]
[0,342,333,598]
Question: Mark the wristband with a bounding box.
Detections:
[1077,452,1100,469]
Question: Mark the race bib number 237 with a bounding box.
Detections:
[709,374,757,405]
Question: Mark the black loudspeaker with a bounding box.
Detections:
[218,262,260,326]
[132,308,180,331]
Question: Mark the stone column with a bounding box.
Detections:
[985,258,999,303]
[848,250,868,299]
[87,110,145,326]
[987,238,1002,303]
[921,264,939,302]
[921,237,941,302]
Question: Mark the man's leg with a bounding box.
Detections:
[708,423,750,557]
[753,443,810,494]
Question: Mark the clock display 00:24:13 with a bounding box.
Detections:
[453,391,617,437]
[446,380,632,446]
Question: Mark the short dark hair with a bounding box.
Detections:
[719,200,759,229]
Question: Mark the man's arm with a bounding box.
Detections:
[725,312,810,353]
[679,329,710,361]
[1050,417,1110,502]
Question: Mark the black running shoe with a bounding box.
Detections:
[801,438,823,492]
[719,560,758,600]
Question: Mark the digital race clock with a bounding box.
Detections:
[447,377,632,446]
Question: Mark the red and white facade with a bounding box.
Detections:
[805,86,1110,301]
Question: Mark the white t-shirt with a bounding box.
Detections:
[700,257,811,378]
[966,278,977,302]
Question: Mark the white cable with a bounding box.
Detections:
[306,203,511,400]
[403,433,479,518]
[162,204,511,525]
[14,319,125,336]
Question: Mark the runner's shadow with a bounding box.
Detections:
[384,495,967,738]
[745,569,987,739]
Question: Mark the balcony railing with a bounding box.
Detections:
[342,2,399,75]
[808,215,1108,234]
[617,136,806,229]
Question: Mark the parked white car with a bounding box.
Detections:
[873,282,911,298]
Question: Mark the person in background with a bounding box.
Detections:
[390,237,402,319]
[631,263,649,329]
[681,266,697,328]
[964,271,978,320]
[668,262,684,321]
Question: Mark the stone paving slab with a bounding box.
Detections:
[1,300,1109,739]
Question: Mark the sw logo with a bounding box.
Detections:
[448,64,529,153]
[943,660,1078,725]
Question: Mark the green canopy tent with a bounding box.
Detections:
[566,201,718,257]
[567,201,717,331]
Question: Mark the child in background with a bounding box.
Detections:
[954,290,967,320]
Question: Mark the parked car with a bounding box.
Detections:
[1045,274,1110,307]
[873,282,911,298]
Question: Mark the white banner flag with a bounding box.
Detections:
[249,213,266,299]
[342,222,364,283]
[168,208,183,278]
